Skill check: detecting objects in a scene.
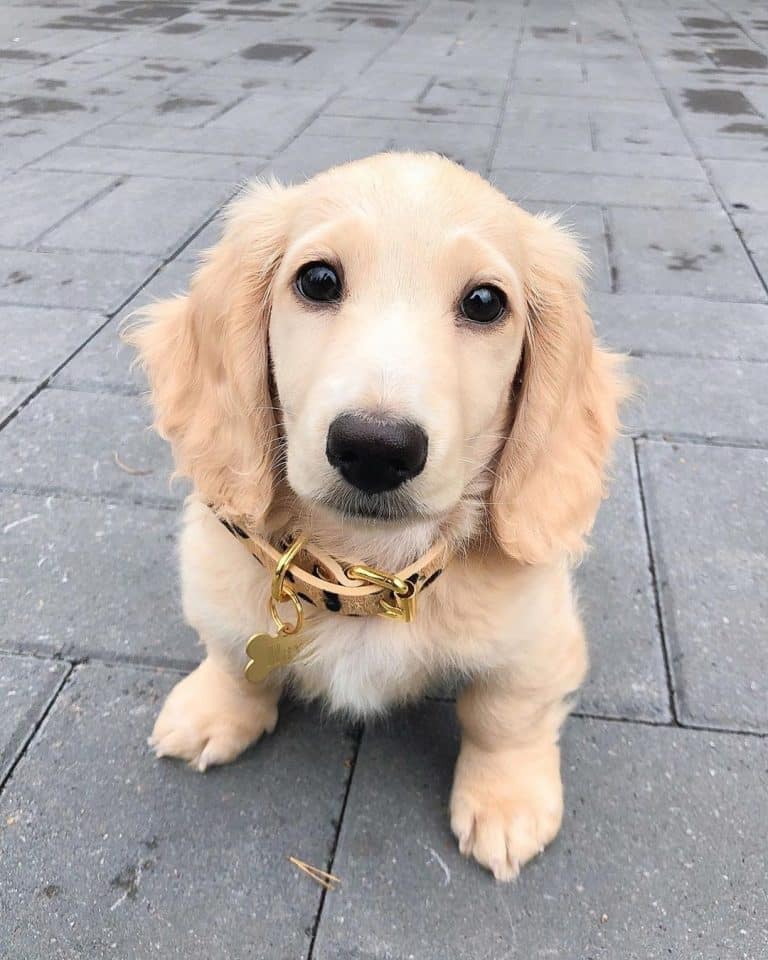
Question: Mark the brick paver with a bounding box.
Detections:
[1,1,766,957]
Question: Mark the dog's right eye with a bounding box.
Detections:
[295,262,342,303]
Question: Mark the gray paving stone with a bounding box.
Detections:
[0,306,103,382]
[639,441,768,732]
[591,292,768,361]
[423,75,509,110]
[495,107,594,153]
[315,704,768,960]
[0,170,117,247]
[305,115,497,171]
[266,133,391,182]
[0,493,195,666]
[0,388,178,506]
[32,145,266,183]
[627,354,768,444]
[54,259,197,395]
[576,438,669,721]
[0,249,156,312]
[607,207,767,301]
[0,654,68,785]
[494,169,719,208]
[591,109,693,155]
[204,91,330,144]
[0,663,353,960]
[117,84,246,128]
[41,176,234,257]
[706,158,768,213]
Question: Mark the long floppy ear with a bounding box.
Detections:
[124,181,295,523]
[492,211,627,565]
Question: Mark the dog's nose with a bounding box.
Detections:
[326,413,428,494]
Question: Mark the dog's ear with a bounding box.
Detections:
[124,181,295,523]
[491,213,627,564]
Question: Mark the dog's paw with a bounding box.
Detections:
[449,741,563,882]
[149,658,279,772]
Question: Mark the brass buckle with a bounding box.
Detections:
[346,564,417,623]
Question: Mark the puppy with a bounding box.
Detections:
[127,152,625,881]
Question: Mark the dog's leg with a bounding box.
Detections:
[149,655,281,772]
[450,621,586,881]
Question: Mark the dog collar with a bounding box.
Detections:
[211,507,451,683]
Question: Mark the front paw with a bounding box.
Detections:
[449,740,564,882]
[149,658,279,772]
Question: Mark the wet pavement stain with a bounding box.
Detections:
[682,88,759,115]
[45,2,191,30]
[143,62,190,74]
[35,78,67,90]
[5,271,32,286]
[156,96,217,114]
[0,48,47,61]
[708,48,768,70]
[720,121,768,138]
[241,42,313,62]
[159,22,204,33]
[668,252,707,272]
[680,16,732,29]
[531,27,568,38]
[1,96,86,116]
[670,49,703,63]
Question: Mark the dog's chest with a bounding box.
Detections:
[291,612,432,714]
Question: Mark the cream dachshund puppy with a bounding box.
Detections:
[127,152,625,882]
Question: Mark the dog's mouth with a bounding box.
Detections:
[316,487,424,524]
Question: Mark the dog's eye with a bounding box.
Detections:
[296,262,342,303]
[460,285,506,324]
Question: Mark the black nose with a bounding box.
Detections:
[326,413,428,494]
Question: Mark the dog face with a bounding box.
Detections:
[268,162,527,526]
[128,154,624,563]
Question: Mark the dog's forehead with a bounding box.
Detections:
[298,153,508,233]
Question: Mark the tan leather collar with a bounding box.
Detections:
[213,507,450,619]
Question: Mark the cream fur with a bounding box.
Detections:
[126,152,626,882]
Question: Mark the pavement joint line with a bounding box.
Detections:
[306,720,364,960]
[484,5,527,176]
[424,696,768,739]
[50,380,142,398]
[29,164,257,184]
[318,111,499,128]
[488,166,711,185]
[631,437,677,723]
[0,644,197,676]
[0,660,72,795]
[600,205,619,293]
[0,481,181,512]
[630,431,768,451]
[30,174,127,248]
[614,0,768,301]
[625,348,768,364]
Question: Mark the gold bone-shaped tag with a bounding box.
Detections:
[244,632,306,684]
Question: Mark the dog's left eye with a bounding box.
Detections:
[460,285,506,324]
[296,262,342,303]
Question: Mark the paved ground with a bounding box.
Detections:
[1,0,766,957]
